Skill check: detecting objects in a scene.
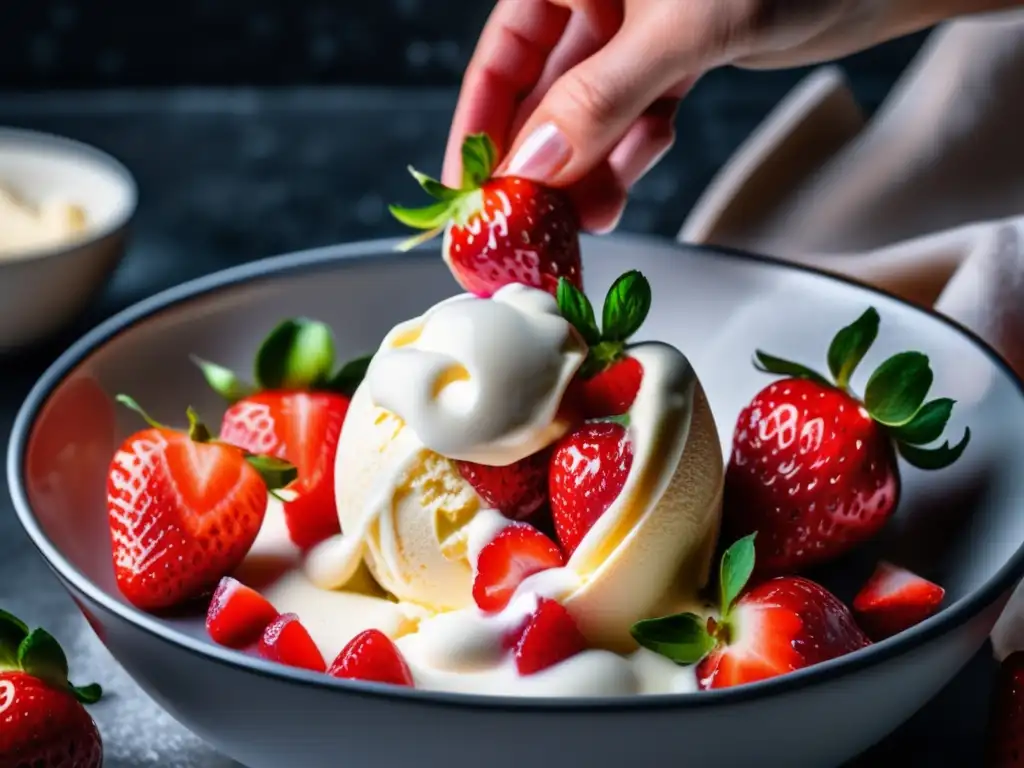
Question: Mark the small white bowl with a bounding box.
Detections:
[0,127,137,351]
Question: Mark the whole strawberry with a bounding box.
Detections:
[194,318,371,550]
[723,307,970,575]
[107,397,296,610]
[631,534,870,689]
[0,610,103,767]
[389,133,582,298]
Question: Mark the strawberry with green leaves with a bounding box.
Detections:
[723,307,971,575]
[0,610,103,767]
[194,318,372,550]
[389,133,582,298]
[631,534,870,689]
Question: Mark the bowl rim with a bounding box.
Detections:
[0,126,138,265]
[8,234,1024,712]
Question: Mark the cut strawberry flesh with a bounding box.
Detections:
[513,598,587,675]
[455,448,551,522]
[853,561,945,640]
[328,629,414,687]
[259,613,326,672]
[206,577,279,648]
[472,523,565,612]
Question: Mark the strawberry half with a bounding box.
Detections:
[107,397,296,611]
[206,577,279,649]
[510,598,587,676]
[389,133,582,298]
[631,534,870,689]
[987,651,1024,766]
[259,613,326,672]
[0,610,103,768]
[472,523,565,612]
[328,629,414,687]
[723,307,970,575]
[455,448,551,522]
[194,318,372,550]
[852,561,945,640]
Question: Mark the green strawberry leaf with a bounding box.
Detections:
[890,398,956,445]
[0,609,29,669]
[753,352,830,387]
[18,628,69,689]
[556,277,601,346]
[461,133,498,188]
[115,394,167,431]
[898,428,970,470]
[601,270,651,342]
[719,533,756,615]
[71,683,103,704]
[827,307,880,390]
[326,354,374,397]
[407,166,461,202]
[630,612,715,665]
[255,318,336,391]
[389,201,454,231]
[246,455,299,491]
[864,351,933,426]
[191,356,256,404]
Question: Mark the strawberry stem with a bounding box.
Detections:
[115,394,168,431]
[186,407,212,443]
[246,455,299,491]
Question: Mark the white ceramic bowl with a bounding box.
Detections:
[8,237,1024,768]
[0,127,137,351]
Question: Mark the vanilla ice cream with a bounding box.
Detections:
[0,184,87,257]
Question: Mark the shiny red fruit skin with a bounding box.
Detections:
[549,421,633,557]
[0,672,103,768]
[472,523,565,612]
[723,378,900,575]
[456,448,551,522]
[578,356,644,419]
[697,577,870,690]
[206,577,279,648]
[852,562,945,640]
[987,651,1024,767]
[259,614,326,672]
[328,629,414,687]
[444,177,581,298]
[513,598,587,676]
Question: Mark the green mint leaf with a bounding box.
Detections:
[389,201,454,231]
[753,352,830,387]
[191,356,256,404]
[0,610,29,669]
[71,683,103,704]
[827,307,880,390]
[891,398,956,445]
[407,167,461,201]
[246,455,299,491]
[898,427,970,470]
[720,533,756,614]
[864,351,933,426]
[556,278,600,346]
[255,318,336,391]
[327,354,374,397]
[630,613,715,665]
[601,270,651,342]
[18,629,69,689]
[461,133,498,188]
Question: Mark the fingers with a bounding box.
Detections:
[608,79,692,188]
[441,0,572,187]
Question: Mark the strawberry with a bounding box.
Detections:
[631,534,870,689]
[555,271,650,418]
[986,651,1024,766]
[328,629,414,687]
[510,598,587,676]
[0,610,103,767]
[389,133,581,298]
[455,448,551,522]
[194,318,372,550]
[852,561,945,640]
[722,307,970,575]
[259,613,325,672]
[107,397,295,611]
[206,577,279,649]
[549,420,633,557]
[472,523,564,612]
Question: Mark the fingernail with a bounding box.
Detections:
[505,122,571,181]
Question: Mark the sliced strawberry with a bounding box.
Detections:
[328,629,414,687]
[577,356,644,419]
[258,613,326,672]
[472,523,564,612]
[852,561,945,640]
[549,420,633,557]
[206,577,279,649]
[986,651,1024,766]
[512,598,587,676]
[455,448,551,521]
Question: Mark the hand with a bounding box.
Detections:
[443,0,1011,232]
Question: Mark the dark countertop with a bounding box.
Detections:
[0,80,992,767]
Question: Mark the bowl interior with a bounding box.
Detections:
[12,237,1024,686]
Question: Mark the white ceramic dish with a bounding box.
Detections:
[8,236,1024,768]
[0,127,137,351]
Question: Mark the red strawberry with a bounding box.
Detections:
[723,307,970,575]
[390,133,581,297]
[328,629,414,687]
[511,598,587,676]
[259,613,326,672]
[549,420,633,557]
[206,577,279,648]
[0,611,103,768]
[455,448,551,521]
[986,651,1024,766]
[852,561,945,640]
[578,356,644,419]
[194,318,372,550]
[473,523,564,612]
[631,534,869,689]
[107,397,295,611]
